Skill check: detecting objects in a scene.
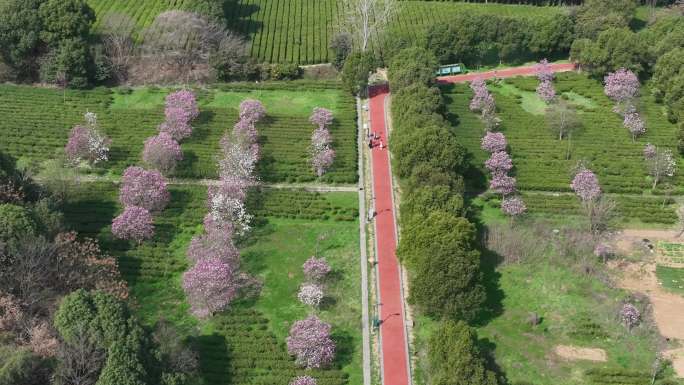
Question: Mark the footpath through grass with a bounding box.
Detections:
[62,182,361,385]
[442,72,681,224]
[0,81,357,184]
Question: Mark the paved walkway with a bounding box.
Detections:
[436,62,576,84]
[368,84,411,385]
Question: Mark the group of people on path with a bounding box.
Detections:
[368,131,385,150]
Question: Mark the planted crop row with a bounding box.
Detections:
[521,193,678,224]
[443,73,683,195]
[62,182,356,384]
[0,84,357,183]
[246,189,359,221]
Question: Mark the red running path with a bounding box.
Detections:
[436,62,576,84]
[368,84,410,385]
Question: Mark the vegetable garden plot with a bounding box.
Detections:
[0,84,357,183]
[442,73,683,195]
[62,183,360,384]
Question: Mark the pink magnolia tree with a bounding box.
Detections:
[111,206,155,242]
[604,68,640,103]
[143,132,183,175]
[303,256,331,282]
[119,166,170,212]
[166,90,200,121]
[309,108,336,177]
[286,315,335,369]
[290,376,317,385]
[481,132,507,153]
[490,173,516,196]
[620,303,640,331]
[501,196,526,217]
[535,59,554,83]
[485,151,513,174]
[182,256,239,318]
[309,107,334,130]
[159,106,193,141]
[571,168,601,201]
[65,112,111,165]
[186,228,240,265]
[536,80,556,104]
[239,99,266,125]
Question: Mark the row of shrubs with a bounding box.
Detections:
[387,47,500,384]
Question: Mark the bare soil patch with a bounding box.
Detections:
[553,345,607,362]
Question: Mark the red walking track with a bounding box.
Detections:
[368,84,410,385]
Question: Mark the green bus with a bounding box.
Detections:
[436,63,467,76]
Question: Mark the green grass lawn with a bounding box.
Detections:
[412,253,663,385]
[656,265,684,296]
[443,72,681,224]
[0,81,357,183]
[61,182,362,385]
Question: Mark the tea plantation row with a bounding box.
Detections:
[443,73,682,196]
[62,182,360,384]
[0,82,357,183]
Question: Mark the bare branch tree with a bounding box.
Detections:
[54,324,105,385]
[141,11,225,84]
[101,12,136,84]
[340,0,397,52]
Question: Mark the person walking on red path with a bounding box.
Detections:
[368,84,411,385]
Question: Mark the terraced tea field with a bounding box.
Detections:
[441,72,682,223]
[0,81,357,183]
[86,0,566,64]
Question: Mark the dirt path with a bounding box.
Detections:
[554,345,607,362]
[369,84,411,385]
[436,62,576,84]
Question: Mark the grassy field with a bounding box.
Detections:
[441,72,682,224]
[656,265,684,296]
[62,182,362,385]
[412,249,664,385]
[85,0,566,64]
[0,81,357,184]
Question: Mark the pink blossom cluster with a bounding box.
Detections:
[501,196,527,217]
[623,112,646,140]
[643,143,657,160]
[604,68,640,103]
[309,108,336,177]
[485,151,513,174]
[470,79,500,131]
[239,99,266,125]
[186,227,240,265]
[119,166,170,212]
[182,256,239,318]
[160,90,199,141]
[481,132,507,153]
[620,303,640,330]
[298,283,324,307]
[111,206,155,243]
[290,376,317,385]
[65,113,111,165]
[286,315,335,368]
[309,107,334,130]
[571,168,601,201]
[489,173,517,196]
[143,132,183,175]
[593,243,612,259]
[534,59,554,83]
[303,256,331,282]
[536,80,556,104]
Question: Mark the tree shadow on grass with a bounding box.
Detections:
[193,333,232,385]
[478,337,508,383]
[331,329,354,368]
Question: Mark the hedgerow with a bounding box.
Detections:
[0,82,357,183]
